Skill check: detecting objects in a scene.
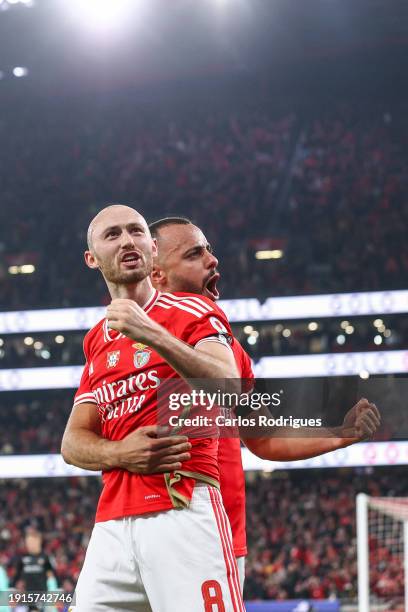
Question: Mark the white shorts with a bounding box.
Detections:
[73,484,245,612]
[236,556,245,595]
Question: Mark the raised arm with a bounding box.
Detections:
[106,299,239,380]
[242,398,381,461]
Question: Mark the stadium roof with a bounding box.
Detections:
[0,0,407,92]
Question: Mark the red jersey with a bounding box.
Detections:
[218,339,253,557]
[74,290,233,523]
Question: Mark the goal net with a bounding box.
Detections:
[357,493,408,612]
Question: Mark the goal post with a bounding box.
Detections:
[357,493,408,612]
[357,493,370,612]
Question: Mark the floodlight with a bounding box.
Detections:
[67,0,136,34]
[13,67,28,78]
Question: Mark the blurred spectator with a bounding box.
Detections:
[1,478,97,589]
[10,528,58,612]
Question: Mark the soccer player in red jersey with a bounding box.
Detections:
[148,217,252,589]
[62,205,245,612]
[147,216,381,590]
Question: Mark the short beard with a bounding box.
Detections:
[111,269,148,284]
[101,256,153,285]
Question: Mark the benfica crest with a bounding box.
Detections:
[107,350,120,369]
[133,342,151,369]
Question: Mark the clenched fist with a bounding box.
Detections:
[340,398,381,441]
[107,298,162,344]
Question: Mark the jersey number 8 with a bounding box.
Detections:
[201,580,226,611]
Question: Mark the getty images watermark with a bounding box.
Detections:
[157,379,325,438]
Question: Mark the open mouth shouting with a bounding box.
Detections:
[204,272,220,301]
[120,251,142,268]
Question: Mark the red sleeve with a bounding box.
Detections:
[73,335,97,407]
[171,296,233,348]
[73,362,96,407]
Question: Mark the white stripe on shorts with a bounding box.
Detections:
[208,487,245,612]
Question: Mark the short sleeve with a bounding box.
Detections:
[73,362,97,407]
[178,304,233,349]
[73,336,97,407]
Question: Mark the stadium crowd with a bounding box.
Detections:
[0,94,296,309]
[244,468,408,603]
[0,393,68,455]
[0,477,98,598]
[0,468,406,604]
[283,103,408,295]
[1,95,407,310]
